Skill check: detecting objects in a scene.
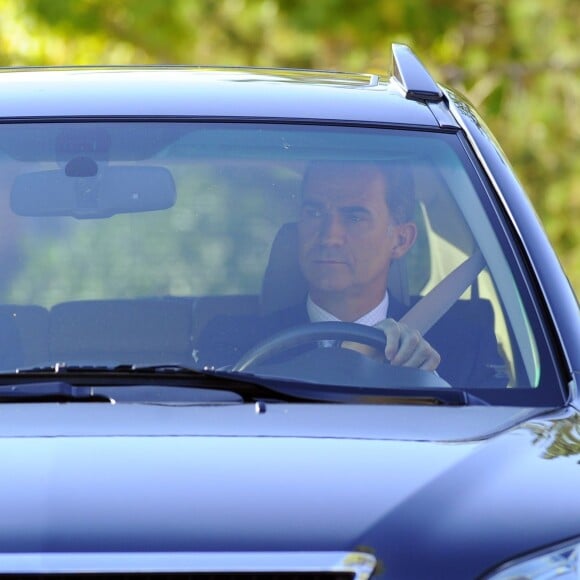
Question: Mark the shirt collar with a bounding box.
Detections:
[306,291,390,326]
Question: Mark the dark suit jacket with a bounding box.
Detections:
[196,297,509,388]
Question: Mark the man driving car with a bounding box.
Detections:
[197,160,505,386]
[296,160,439,369]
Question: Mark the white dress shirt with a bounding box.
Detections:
[306,292,390,350]
[306,291,390,326]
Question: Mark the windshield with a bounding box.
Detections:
[0,122,557,404]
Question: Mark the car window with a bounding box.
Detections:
[0,122,554,401]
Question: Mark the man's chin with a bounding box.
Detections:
[303,263,351,287]
[306,277,351,295]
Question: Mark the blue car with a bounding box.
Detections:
[0,44,577,579]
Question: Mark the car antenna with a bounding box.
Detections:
[391,43,444,103]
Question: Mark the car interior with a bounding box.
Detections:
[0,122,542,393]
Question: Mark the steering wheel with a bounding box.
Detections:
[233,322,383,371]
[232,321,450,389]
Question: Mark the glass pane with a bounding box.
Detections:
[0,122,546,398]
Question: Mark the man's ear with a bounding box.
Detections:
[390,222,417,259]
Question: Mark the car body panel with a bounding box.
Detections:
[0,402,577,579]
[0,67,439,126]
[0,400,550,439]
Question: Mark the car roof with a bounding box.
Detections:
[0,66,442,126]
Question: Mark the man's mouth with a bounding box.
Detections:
[310,251,348,263]
[314,259,346,265]
[305,250,350,269]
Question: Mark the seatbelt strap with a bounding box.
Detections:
[399,251,486,335]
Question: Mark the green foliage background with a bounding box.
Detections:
[0,0,578,292]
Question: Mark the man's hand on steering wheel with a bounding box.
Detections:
[374,318,441,371]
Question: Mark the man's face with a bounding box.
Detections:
[298,162,411,310]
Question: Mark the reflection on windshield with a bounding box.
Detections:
[0,122,549,399]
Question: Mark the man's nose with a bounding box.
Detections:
[318,213,345,245]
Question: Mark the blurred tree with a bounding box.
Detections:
[0,0,578,291]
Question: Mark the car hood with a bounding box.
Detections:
[0,402,578,578]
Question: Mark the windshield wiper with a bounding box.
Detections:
[1,364,485,406]
[130,365,481,405]
[3,364,318,404]
[0,381,114,403]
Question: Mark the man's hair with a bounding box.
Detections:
[302,160,416,224]
[375,160,416,224]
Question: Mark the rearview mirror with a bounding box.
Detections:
[11,165,176,218]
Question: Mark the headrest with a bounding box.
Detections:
[261,223,307,315]
[260,222,409,315]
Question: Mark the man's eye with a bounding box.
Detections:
[346,213,366,224]
[302,207,323,218]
